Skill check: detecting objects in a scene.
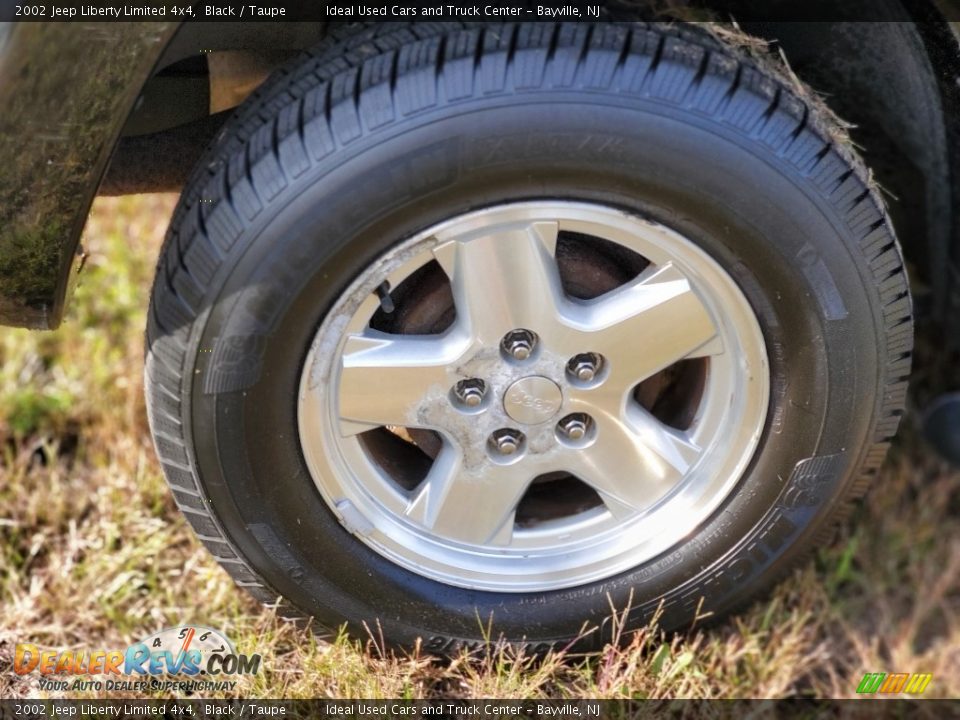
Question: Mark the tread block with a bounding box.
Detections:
[329,69,364,144]
[512,23,554,90]
[442,29,482,100]
[249,131,289,202]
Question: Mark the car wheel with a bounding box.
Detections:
[146,22,912,652]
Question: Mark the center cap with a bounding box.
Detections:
[503,376,563,425]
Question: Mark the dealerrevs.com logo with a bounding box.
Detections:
[14,625,261,693]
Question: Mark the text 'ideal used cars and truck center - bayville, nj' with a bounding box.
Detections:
[323,4,598,17]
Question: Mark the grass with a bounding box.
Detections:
[1,195,959,700]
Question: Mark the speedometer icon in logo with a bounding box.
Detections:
[141,626,234,661]
[124,625,262,676]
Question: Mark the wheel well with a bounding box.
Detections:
[99,22,327,196]
[127,21,327,136]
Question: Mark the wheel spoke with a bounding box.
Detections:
[569,407,701,517]
[337,331,463,434]
[406,447,532,545]
[577,263,718,384]
[433,221,564,344]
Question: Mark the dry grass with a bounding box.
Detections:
[1,195,959,700]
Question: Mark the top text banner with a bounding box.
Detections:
[2,0,957,22]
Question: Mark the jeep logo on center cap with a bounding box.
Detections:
[503,376,563,425]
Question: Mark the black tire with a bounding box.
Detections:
[146,21,912,653]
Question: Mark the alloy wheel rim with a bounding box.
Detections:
[298,202,769,592]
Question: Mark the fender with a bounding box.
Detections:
[0,21,180,329]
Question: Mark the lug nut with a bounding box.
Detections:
[557,413,594,443]
[567,353,603,384]
[561,419,587,440]
[453,378,487,408]
[501,329,538,361]
[489,429,524,457]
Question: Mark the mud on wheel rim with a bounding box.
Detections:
[298,202,769,592]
